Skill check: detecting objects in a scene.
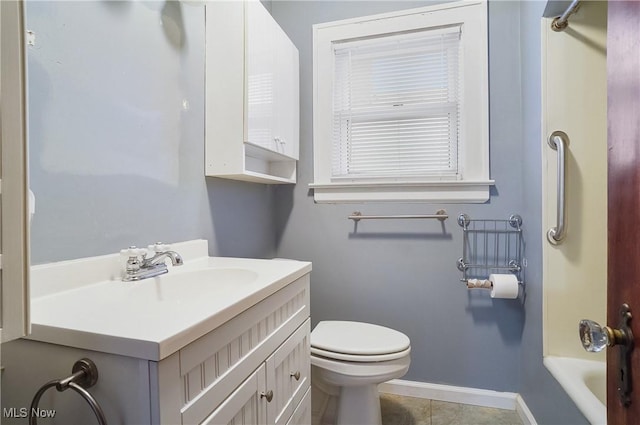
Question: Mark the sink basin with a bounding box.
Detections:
[131,268,259,303]
[28,241,312,360]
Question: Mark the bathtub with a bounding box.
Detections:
[544,356,606,425]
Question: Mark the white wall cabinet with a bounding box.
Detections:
[206,0,300,184]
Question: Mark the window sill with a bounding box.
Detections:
[309,180,495,203]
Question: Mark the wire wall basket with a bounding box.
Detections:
[456,213,523,284]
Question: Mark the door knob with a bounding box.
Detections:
[579,319,631,352]
[579,303,634,406]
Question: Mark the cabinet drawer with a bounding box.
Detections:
[179,275,310,424]
[267,319,311,425]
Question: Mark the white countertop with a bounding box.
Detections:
[27,240,311,361]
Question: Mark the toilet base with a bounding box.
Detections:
[310,353,410,425]
[337,384,382,425]
[311,383,383,425]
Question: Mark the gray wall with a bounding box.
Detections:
[271,1,588,422]
[271,0,524,392]
[26,1,275,264]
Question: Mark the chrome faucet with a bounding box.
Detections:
[121,243,183,282]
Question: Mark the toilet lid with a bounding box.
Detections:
[311,321,410,356]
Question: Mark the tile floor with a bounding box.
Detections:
[380,393,524,425]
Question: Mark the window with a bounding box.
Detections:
[311,1,492,203]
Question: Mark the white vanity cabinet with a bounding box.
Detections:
[1,250,311,425]
[205,0,300,184]
[155,274,311,425]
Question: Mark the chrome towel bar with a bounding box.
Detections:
[348,209,448,222]
[547,131,569,245]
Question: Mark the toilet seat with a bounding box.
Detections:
[311,321,411,362]
[311,346,411,362]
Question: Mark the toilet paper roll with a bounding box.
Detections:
[489,273,519,299]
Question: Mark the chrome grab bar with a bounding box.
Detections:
[547,131,569,245]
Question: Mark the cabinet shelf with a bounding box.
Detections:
[233,168,296,185]
[246,141,297,162]
[244,142,297,183]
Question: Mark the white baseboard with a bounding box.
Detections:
[379,379,517,410]
[516,394,538,425]
[379,379,537,425]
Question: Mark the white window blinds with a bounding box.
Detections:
[331,26,462,180]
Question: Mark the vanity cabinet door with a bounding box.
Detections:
[285,388,311,425]
[266,320,311,425]
[202,364,267,425]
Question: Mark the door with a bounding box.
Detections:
[0,0,30,344]
[607,1,640,422]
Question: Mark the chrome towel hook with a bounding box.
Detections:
[29,358,107,425]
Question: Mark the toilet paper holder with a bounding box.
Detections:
[456,213,524,287]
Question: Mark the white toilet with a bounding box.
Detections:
[310,321,411,425]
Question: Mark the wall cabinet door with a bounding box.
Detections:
[246,0,299,160]
[273,25,300,160]
[246,0,275,153]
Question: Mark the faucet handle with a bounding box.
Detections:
[148,242,170,253]
[120,246,146,259]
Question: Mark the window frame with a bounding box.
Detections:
[311,1,492,203]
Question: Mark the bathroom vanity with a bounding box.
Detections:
[1,240,312,425]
